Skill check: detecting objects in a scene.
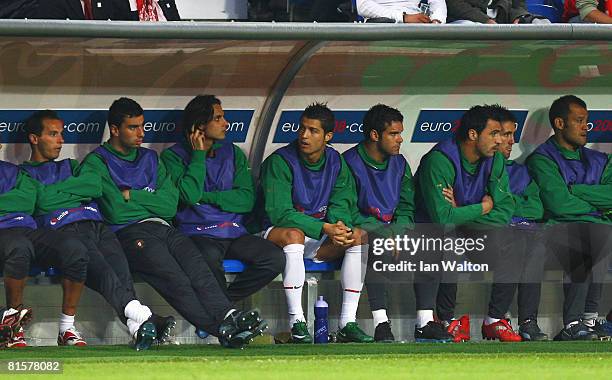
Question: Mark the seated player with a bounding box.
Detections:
[78,97,267,348]
[161,95,284,303]
[21,110,175,350]
[0,142,88,348]
[260,102,373,343]
[415,105,518,342]
[344,104,452,343]
[527,95,612,341]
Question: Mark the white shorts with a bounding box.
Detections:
[260,226,328,263]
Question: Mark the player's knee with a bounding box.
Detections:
[2,237,34,279]
[58,239,89,282]
[282,228,305,245]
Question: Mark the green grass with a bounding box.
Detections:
[2,342,611,380]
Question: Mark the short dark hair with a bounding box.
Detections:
[24,110,62,138]
[182,95,221,139]
[489,104,516,124]
[362,104,403,139]
[455,105,502,141]
[549,95,587,129]
[301,102,335,134]
[108,97,143,128]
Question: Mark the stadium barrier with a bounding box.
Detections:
[0,20,611,344]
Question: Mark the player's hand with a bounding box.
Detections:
[486,19,497,24]
[481,195,494,214]
[403,13,431,23]
[323,222,354,247]
[442,186,457,208]
[189,125,207,151]
[121,189,131,201]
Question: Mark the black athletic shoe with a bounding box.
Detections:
[415,321,453,343]
[134,321,157,351]
[374,321,395,343]
[150,314,176,344]
[218,309,268,349]
[586,320,612,341]
[553,322,598,341]
[518,319,548,341]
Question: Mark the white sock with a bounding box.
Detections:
[124,300,152,324]
[484,316,501,326]
[59,313,75,334]
[372,309,388,328]
[127,319,140,338]
[339,245,366,329]
[283,244,306,327]
[416,310,434,328]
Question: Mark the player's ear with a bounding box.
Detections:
[468,128,478,141]
[109,124,120,137]
[370,129,379,142]
[28,133,39,145]
[324,131,333,143]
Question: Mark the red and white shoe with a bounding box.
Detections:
[58,327,87,347]
[445,315,470,343]
[1,307,33,332]
[0,324,11,347]
[481,319,522,342]
[6,327,27,348]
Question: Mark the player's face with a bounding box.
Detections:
[32,118,64,161]
[297,117,332,158]
[560,104,588,149]
[112,114,145,150]
[377,121,404,156]
[498,121,517,160]
[475,119,502,158]
[202,104,228,141]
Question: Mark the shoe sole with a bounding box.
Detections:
[157,317,177,344]
[415,338,451,343]
[135,322,157,351]
[519,333,549,341]
[226,320,269,349]
[482,336,522,342]
[336,335,375,343]
[290,337,313,344]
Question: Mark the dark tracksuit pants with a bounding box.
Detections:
[116,221,234,336]
[58,221,137,323]
[436,227,526,321]
[189,234,285,302]
[546,223,611,325]
[365,225,445,313]
[516,228,547,323]
[0,227,88,284]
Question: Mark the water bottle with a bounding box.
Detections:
[314,296,329,344]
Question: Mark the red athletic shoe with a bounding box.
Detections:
[6,327,27,348]
[1,307,33,332]
[482,319,522,342]
[1,324,13,348]
[57,327,87,347]
[446,315,470,343]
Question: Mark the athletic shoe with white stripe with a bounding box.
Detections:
[58,326,87,346]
